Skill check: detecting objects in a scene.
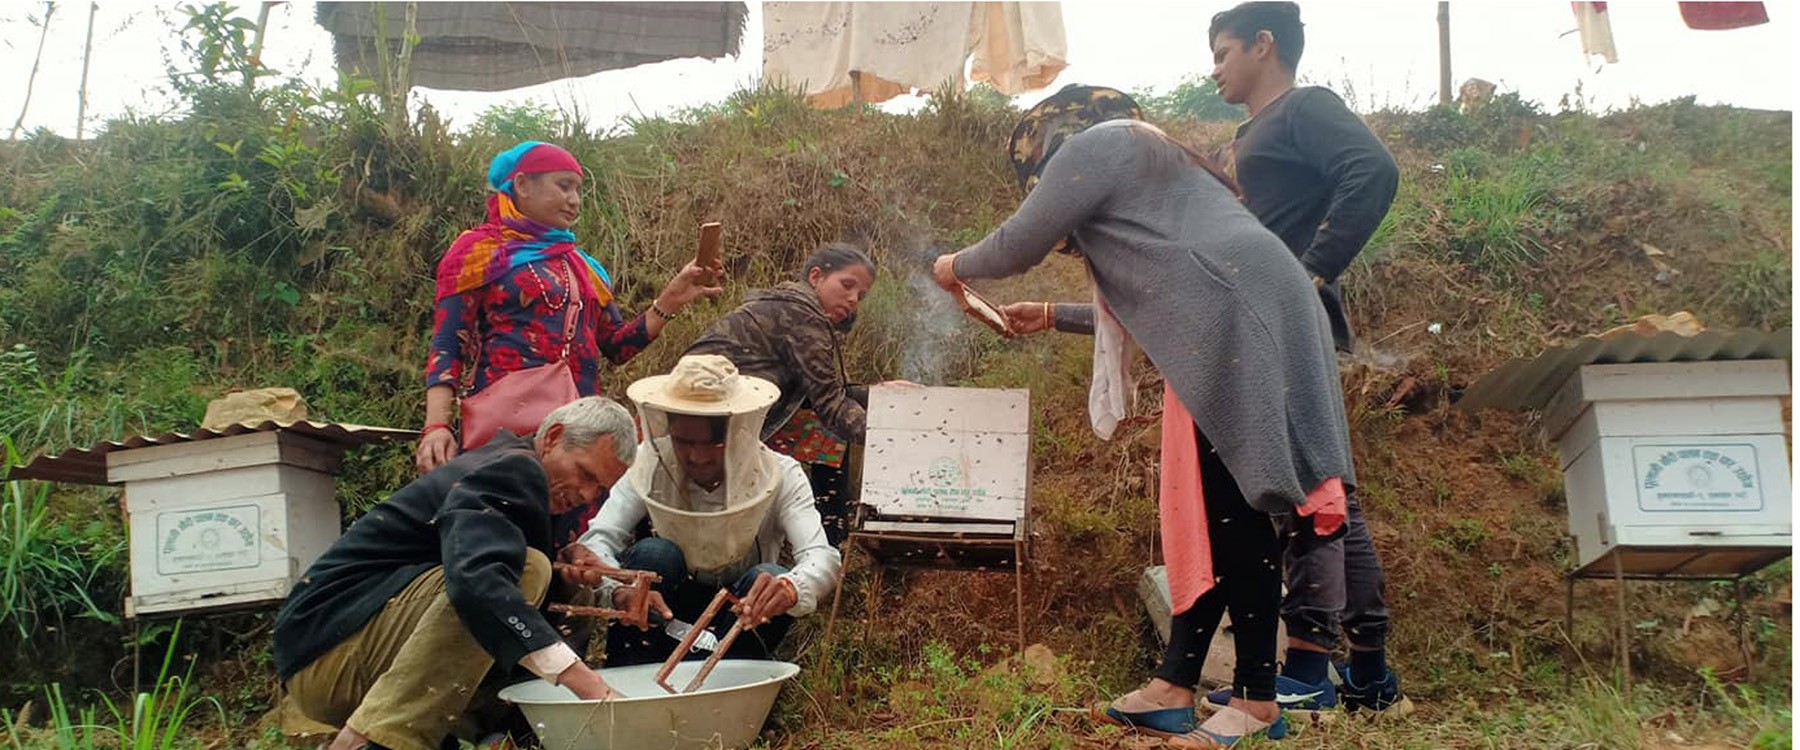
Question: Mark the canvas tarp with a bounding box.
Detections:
[315,2,748,92]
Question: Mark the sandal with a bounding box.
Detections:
[1166,705,1288,748]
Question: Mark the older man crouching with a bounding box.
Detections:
[273,397,638,750]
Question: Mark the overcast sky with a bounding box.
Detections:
[0,1,1792,138]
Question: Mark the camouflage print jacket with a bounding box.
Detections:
[685,281,868,443]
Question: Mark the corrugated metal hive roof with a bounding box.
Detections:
[6,420,417,486]
[1457,328,1792,413]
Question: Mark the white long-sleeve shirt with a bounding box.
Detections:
[576,444,842,616]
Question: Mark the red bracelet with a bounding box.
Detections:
[422,422,452,437]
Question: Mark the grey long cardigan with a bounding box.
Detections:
[954,120,1356,514]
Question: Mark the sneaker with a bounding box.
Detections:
[1201,674,1337,720]
[1334,662,1415,718]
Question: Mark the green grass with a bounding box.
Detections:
[2,623,221,750]
[1429,147,1554,275]
[771,639,1787,750]
[0,4,1791,747]
[1713,249,1793,329]
[0,439,124,646]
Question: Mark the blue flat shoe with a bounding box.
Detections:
[1089,701,1198,738]
[1168,707,1288,748]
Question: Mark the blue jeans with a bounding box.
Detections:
[604,537,795,667]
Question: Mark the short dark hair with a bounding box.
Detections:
[1209,2,1305,72]
[801,242,876,280]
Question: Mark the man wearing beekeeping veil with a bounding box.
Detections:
[572,354,842,665]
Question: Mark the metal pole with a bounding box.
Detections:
[131,617,142,698]
[1563,575,1576,691]
[1734,576,1754,681]
[76,2,97,139]
[822,541,855,653]
[1613,552,1630,704]
[1436,2,1452,106]
[862,562,884,645]
[1013,542,1026,653]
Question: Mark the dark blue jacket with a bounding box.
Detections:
[273,432,560,680]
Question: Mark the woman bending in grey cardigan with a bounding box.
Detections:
[931,85,1356,748]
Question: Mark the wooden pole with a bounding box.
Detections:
[1436,2,1452,106]
[10,1,58,140]
[369,1,417,135]
[246,1,278,88]
[390,1,419,134]
[76,1,96,139]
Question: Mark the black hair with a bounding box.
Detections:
[1208,2,1305,73]
[801,242,877,281]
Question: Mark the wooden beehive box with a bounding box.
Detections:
[860,385,1031,534]
[1544,360,1792,576]
[112,431,348,617]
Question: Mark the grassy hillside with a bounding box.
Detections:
[0,18,1791,749]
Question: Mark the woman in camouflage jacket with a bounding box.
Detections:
[686,243,898,544]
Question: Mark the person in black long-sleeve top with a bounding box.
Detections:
[274,397,639,750]
[1211,3,1399,355]
[1199,1,1414,725]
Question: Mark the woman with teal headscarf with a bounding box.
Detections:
[418,141,722,539]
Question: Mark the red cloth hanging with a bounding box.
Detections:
[1679,2,1769,30]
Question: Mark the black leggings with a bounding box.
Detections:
[1152,427,1283,702]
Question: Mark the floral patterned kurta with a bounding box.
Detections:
[426,254,653,546]
[428,256,650,397]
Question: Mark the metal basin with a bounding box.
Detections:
[498,660,800,750]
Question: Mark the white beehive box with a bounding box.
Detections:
[111,431,348,616]
[1543,360,1792,576]
[860,386,1030,531]
[9,420,412,618]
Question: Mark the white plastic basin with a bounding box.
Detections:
[497,660,800,750]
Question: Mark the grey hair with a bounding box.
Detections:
[536,396,637,466]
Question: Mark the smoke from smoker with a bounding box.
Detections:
[901,264,965,385]
[890,237,966,386]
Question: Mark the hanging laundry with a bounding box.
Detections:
[1571,2,1618,64]
[1678,2,1769,30]
[968,3,1069,95]
[763,2,1067,109]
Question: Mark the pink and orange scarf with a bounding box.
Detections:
[435,141,614,308]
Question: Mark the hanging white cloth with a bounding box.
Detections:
[1087,288,1135,441]
[968,2,1069,94]
[1572,2,1619,64]
[763,2,1068,109]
